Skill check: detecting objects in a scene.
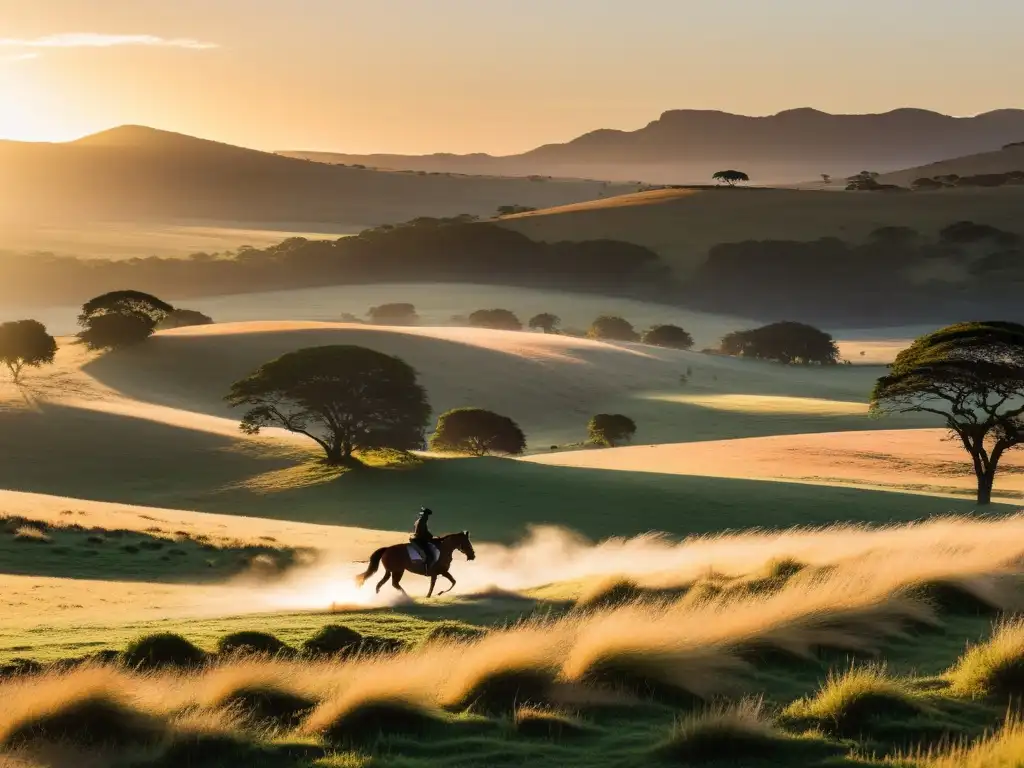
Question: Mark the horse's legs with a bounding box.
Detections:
[375,570,390,594]
[391,569,408,596]
[438,571,456,595]
[427,574,438,598]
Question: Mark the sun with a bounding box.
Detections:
[0,62,84,142]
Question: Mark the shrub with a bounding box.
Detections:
[587,315,638,342]
[215,684,315,727]
[468,308,522,331]
[430,407,526,456]
[946,618,1024,699]
[0,319,57,383]
[121,633,207,670]
[302,624,363,657]
[587,414,636,447]
[216,631,292,657]
[528,313,561,334]
[642,324,694,349]
[367,302,418,325]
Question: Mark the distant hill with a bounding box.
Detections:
[281,108,1024,184]
[0,126,634,229]
[877,143,1024,188]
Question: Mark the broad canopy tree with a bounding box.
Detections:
[78,290,174,350]
[430,407,526,456]
[528,313,561,334]
[720,322,839,365]
[226,345,431,465]
[642,324,694,350]
[468,309,522,331]
[0,320,57,383]
[871,321,1024,505]
[588,315,639,342]
[588,413,637,447]
[712,170,750,186]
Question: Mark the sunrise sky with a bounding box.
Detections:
[2,0,1022,154]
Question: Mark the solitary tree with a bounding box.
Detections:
[430,407,526,456]
[871,321,1024,505]
[588,315,639,342]
[528,313,561,334]
[821,174,832,184]
[77,290,174,350]
[712,170,750,186]
[468,309,522,331]
[226,345,431,465]
[588,414,637,447]
[0,320,57,383]
[720,322,839,365]
[367,303,418,326]
[642,324,695,350]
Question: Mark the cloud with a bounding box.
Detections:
[1,52,40,62]
[0,33,218,50]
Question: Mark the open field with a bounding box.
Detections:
[497,186,1024,273]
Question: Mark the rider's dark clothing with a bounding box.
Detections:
[411,509,437,569]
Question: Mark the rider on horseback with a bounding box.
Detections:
[411,506,438,571]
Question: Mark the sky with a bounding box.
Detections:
[1,0,1023,155]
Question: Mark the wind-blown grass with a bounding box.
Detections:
[946,618,1024,699]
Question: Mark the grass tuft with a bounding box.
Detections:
[122,632,207,670]
[217,631,293,657]
[445,665,557,714]
[304,694,448,748]
[513,706,591,740]
[12,526,50,544]
[302,624,363,658]
[946,618,1024,699]
[420,621,488,646]
[781,665,925,738]
[216,684,316,728]
[575,576,646,611]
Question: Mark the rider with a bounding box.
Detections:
[411,506,438,570]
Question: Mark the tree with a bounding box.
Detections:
[588,315,638,342]
[468,309,522,331]
[588,414,637,447]
[712,170,750,186]
[870,322,1024,505]
[156,309,213,330]
[720,322,839,365]
[77,290,174,350]
[0,320,57,383]
[528,313,561,334]
[367,303,418,326]
[642,324,695,350]
[430,408,526,456]
[821,174,832,184]
[225,345,431,465]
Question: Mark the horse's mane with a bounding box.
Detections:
[438,531,467,539]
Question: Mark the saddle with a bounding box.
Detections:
[407,541,439,564]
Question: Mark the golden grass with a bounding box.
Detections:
[918,716,1024,767]
[946,618,1024,699]
[11,526,51,544]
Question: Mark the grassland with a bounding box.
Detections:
[496,186,1024,274]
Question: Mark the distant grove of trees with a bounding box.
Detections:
[468,309,522,331]
[367,303,418,325]
[720,322,839,365]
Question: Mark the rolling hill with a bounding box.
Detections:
[877,142,1024,187]
[0,126,633,232]
[282,108,1024,184]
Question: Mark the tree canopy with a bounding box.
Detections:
[871,321,1024,504]
[712,170,750,186]
[0,320,57,383]
[77,290,174,350]
[225,345,431,465]
[588,316,639,342]
[642,324,694,350]
[468,309,522,331]
[588,414,637,447]
[367,303,418,326]
[528,313,561,334]
[720,322,839,365]
[429,408,526,456]
[156,309,213,330]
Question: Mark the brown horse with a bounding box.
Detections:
[355,531,476,598]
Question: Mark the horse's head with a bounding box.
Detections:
[455,530,476,561]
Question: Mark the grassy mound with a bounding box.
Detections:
[575,577,646,611]
[513,707,591,740]
[907,578,1003,616]
[947,618,1024,699]
[308,696,448,748]
[421,621,489,645]
[216,684,316,728]
[445,665,557,714]
[216,631,293,657]
[122,633,207,670]
[301,624,363,658]
[782,666,925,739]
[0,691,165,749]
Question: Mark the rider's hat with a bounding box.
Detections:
[420,506,433,516]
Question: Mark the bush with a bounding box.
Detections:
[468,308,522,331]
[430,407,526,456]
[720,321,839,365]
[216,631,292,657]
[302,624,364,657]
[642,324,694,349]
[528,313,561,334]
[588,414,636,447]
[588,315,638,342]
[121,633,207,669]
[367,302,418,325]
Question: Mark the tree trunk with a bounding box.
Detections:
[977,469,995,505]
[324,443,344,465]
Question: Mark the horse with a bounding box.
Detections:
[355,531,475,598]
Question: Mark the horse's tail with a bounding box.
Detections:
[355,547,387,586]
